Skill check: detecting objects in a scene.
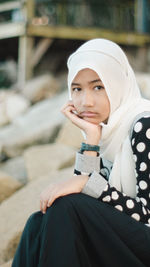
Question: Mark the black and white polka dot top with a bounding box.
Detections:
[74,114,150,226]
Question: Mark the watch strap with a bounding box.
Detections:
[79,142,100,154]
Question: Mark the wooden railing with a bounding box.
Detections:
[0,0,150,85]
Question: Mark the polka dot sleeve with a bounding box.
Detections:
[98,116,150,224]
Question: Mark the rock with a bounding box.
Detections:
[56,119,84,148]
[0,172,22,203]
[136,72,150,99]
[5,94,30,122]
[0,91,67,158]
[0,156,27,184]
[0,91,30,127]
[0,167,73,264]
[0,259,12,267]
[22,74,60,103]
[23,143,76,180]
[0,60,17,88]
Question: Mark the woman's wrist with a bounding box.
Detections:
[85,130,101,145]
[85,136,100,146]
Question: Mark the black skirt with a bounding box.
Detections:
[12,193,150,267]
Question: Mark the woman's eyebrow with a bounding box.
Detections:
[89,79,102,84]
[71,79,102,87]
[71,82,81,86]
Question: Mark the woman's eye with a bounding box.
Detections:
[72,87,81,92]
[94,85,104,91]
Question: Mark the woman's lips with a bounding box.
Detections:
[79,112,98,118]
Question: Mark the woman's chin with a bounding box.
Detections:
[83,117,101,125]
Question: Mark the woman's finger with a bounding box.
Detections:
[47,191,58,207]
[61,101,74,112]
[47,196,53,207]
[42,199,48,214]
[40,199,43,212]
[63,106,87,129]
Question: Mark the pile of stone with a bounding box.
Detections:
[0,73,84,266]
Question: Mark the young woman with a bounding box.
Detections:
[12,39,150,267]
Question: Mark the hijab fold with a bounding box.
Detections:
[67,39,150,198]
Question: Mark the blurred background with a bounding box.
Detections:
[0,1,150,266]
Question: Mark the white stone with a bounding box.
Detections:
[0,259,12,267]
[5,94,30,122]
[0,91,30,127]
[0,167,73,264]
[22,74,60,103]
[0,171,22,203]
[56,119,84,148]
[23,143,76,180]
[0,157,27,184]
[0,91,67,158]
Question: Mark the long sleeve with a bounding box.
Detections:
[74,152,109,198]
[98,116,150,224]
[74,116,150,224]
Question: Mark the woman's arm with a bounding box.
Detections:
[39,101,102,214]
[77,116,150,224]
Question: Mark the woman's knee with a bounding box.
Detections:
[24,211,43,232]
[44,193,81,218]
[52,192,83,208]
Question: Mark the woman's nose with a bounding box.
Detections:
[82,91,94,107]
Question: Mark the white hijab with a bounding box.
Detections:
[67,38,150,198]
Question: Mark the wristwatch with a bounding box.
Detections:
[79,142,100,154]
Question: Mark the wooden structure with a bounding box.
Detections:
[0,0,150,86]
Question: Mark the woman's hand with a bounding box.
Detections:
[40,175,88,214]
[61,101,102,145]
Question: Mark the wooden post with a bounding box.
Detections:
[17,0,35,87]
[26,0,35,23]
[18,36,34,88]
[31,38,53,68]
[134,0,148,72]
[134,0,147,33]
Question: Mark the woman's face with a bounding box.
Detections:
[71,68,110,125]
